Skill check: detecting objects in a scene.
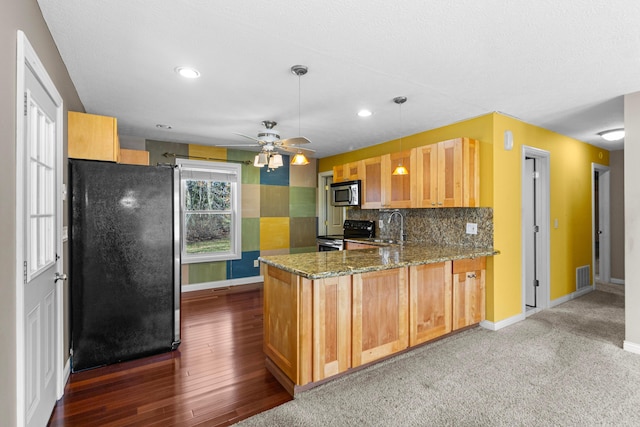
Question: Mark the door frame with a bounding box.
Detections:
[521,146,550,315]
[317,171,332,236]
[15,30,65,426]
[592,163,611,284]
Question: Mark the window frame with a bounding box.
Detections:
[177,159,242,264]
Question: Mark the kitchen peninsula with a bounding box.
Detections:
[259,242,498,395]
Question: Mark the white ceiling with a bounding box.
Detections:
[37,0,639,157]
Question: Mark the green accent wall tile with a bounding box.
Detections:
[242,218,260,252]
[242,184,260,218]
[290,217,317,248]
[187,261,227,284]
[261,185,290,217]
[290,187,316,217]
[228,149,261,184]
[146,139,188,166]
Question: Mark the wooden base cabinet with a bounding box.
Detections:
[409,262,452,346]
[452,257,486,330]
[352,268,408,367]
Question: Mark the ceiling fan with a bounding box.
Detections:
[224,120,315,155]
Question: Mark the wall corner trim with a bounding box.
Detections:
[623,340,640,355]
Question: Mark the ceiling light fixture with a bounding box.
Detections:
[290,64,309,166]
[598,128,625,141]
[175,66,200,79]
[358,109,373,117]
[392,96,409,176]
[156,124,173,129]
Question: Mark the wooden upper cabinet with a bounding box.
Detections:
[332,165,346,183]
[452,257,486,330]
[119,148,150,166]
[344,162,361,181]
[68,111,120,162]
[416,137,479,208]
[360,156,387,209]
[386,148,416,208]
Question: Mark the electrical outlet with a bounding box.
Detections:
[379,219,383,229]
[253,259,259,268]
[466,222,478,235]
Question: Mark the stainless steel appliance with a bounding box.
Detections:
[69,159,181,372]
[330,179,361,206]
[317,219,375,251]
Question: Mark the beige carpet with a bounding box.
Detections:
[236,283,640,426]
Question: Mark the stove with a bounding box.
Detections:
[316,220,375,251]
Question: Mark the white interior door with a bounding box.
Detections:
[17,31,64,427]
[593,165,611,283]
[523,158,538,308]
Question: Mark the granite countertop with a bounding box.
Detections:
[259,241,499,279]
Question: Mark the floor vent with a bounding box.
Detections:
[576,265,590,290]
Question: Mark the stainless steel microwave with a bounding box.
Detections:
[330,180,361,206]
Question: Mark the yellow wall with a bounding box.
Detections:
[319,112,608,324]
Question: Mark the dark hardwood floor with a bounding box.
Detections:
[48,285,292,426]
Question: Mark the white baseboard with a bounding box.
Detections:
[610,278,625,285]
[480,313,525,331]
[181,275,263,293]
[549,285,593,308]
[623,340,640,355]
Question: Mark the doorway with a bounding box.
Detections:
[317,171,344,236]
[522,147,550,316]
[16,31,65,427]
[593,164,611,284]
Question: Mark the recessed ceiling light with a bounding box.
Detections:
[358,109,373,117]
[156,124,173,129]
[175,66,200,79]
[598,128,625,141]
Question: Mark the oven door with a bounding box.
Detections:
[317,239,343,251]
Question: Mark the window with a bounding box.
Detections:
[177,159,241,263]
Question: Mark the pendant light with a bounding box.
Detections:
[254,151,268,167]
[290,65,310,166]
[392,96,409,176]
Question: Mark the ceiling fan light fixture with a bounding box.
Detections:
[254,152,268,167]
[598,128,625,141]
[175,66,200,79]
[269,153,283,169]
[291,152,310,165]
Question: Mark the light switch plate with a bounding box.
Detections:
[253,259,259,268]
[466,223,478,235]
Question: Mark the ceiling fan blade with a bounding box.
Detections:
[216,144,261,148]
[280,136,311,146]
[232,132,261,142]
[277,145,316,154]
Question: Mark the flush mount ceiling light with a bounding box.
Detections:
[358,109,373,117]
[156,124,173,129]
[175,66,200,79]
[392,96,409,176]
[598,128,625,141]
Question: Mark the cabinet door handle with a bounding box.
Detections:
[467,273,476,279]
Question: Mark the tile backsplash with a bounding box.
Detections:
[347,207,493,248]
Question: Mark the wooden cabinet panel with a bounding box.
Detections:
[333,165,346,183]
[263,266,312,385]
[312,276,351,381]
[352,268,408,366]
[452,257,486,330]
[68,111,120,162]
[360,156,388,209]
[344,241,377,250]
[119,148,150,165]
[416,138,479,208]
[387,148,416,208]
[409,262,452,346]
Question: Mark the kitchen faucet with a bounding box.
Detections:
[388,210,405,242]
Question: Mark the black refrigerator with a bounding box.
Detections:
[69,159,181,372]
